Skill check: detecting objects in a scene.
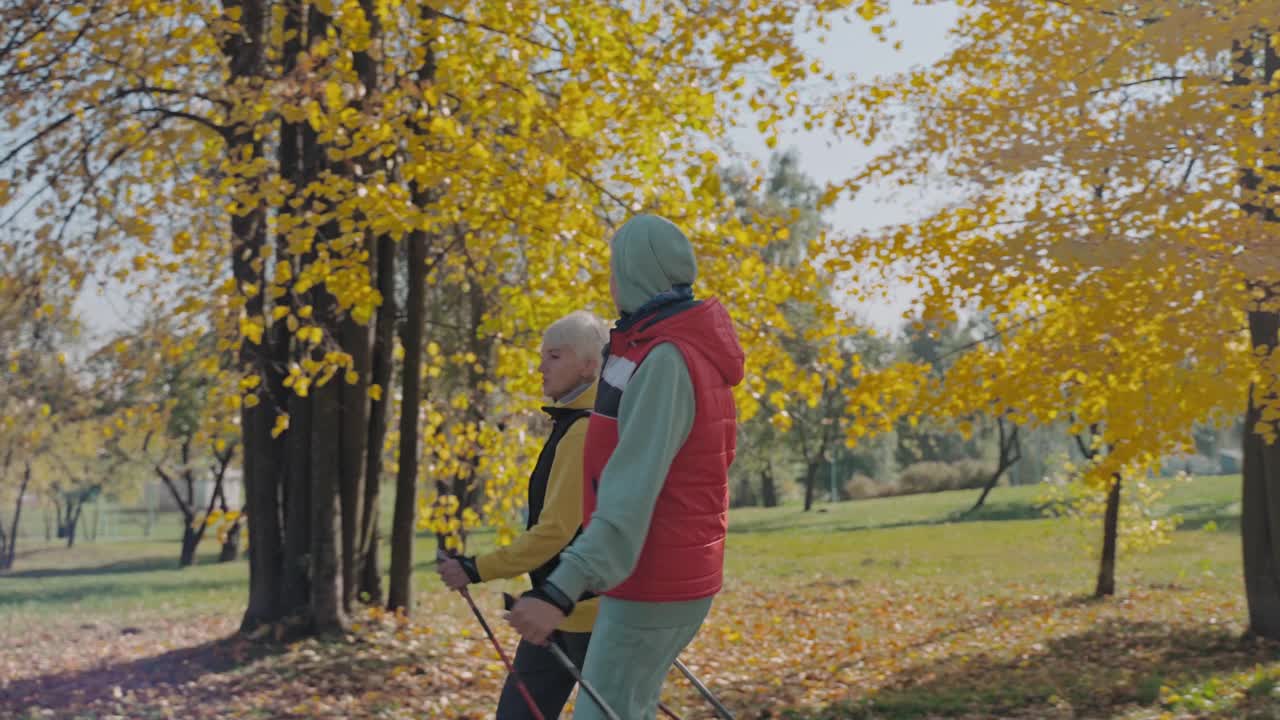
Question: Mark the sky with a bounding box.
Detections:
[74,2,962,337]
[725,2,962,331]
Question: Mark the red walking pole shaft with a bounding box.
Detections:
[458,587,546,720]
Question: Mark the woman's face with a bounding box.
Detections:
[538,344,593,400]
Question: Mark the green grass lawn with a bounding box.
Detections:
[724,475,1242,584]
[0,475,1270,720]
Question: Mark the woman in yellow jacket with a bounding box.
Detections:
[437,310,607,719]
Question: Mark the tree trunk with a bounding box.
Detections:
[64,499,79,548]
[88,494,100,542]
[53,497,64,539]
[1094,473,1121,598]
[350,0,384,609]
[282,386,313,614]
[156,460,198,565]
[274,0,308,620]
[359,231,394,605]
[969,420,1021,514]
[220,521,242,563]
[339,288,371,614]
[224,0,281,634]
[388,226,427,613]
[238,324,282,631]
[1243,306,1280,638]
[761,468,778,508]
[970,475,1000,514]
[62,492,91,549]
[310,369,347,633]
[1070,423,1120,597]
[1,461,31,571]
[180,522,200,567]
[443,278,494,547]
[1239,32,1280,638]
[355,176,395,607]
[388,18,436,613]
[802,463,817,512]
[360,527,382,603]
[0,446,10,565]
[179,463,224,568]
[207,450,239,564]
[300,0,347,636]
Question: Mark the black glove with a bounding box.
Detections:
[457,555,482,584]
[437,548,483,585]
[520,581,575,617]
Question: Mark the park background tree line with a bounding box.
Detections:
[2,0,1278,640]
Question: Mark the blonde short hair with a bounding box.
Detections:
[542,310,608,369]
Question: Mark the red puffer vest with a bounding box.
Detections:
[582,298,745,601]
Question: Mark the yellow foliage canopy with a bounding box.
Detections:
[1,0,865,544]
[830,2,1279,501]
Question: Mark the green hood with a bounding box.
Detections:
[610,214,698,314]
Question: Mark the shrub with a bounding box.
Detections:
[953,458,996,490]
[843,474,896,500]
[898,461,961,494]
[897,460,996,494]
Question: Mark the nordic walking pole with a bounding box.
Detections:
[658,700,684,719]
[440,550,547,720]
[501,592,624,720]
[674,657,735,720]
[501,591,681,719]
[458,587,547,720]
[545,639,624,720]
[548,641,679,720]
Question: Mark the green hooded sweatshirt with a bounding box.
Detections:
[547,215,710,628]
[609,214,698,314]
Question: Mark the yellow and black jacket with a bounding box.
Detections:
[473,384,599,633]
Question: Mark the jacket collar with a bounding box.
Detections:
[542,381,597,418]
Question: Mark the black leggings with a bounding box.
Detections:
[496,631,592,720]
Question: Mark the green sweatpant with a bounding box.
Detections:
[572,596,713,720]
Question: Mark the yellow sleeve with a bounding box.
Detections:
[474,418,587,582]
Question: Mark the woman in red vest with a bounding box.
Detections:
[509,214,744,719]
